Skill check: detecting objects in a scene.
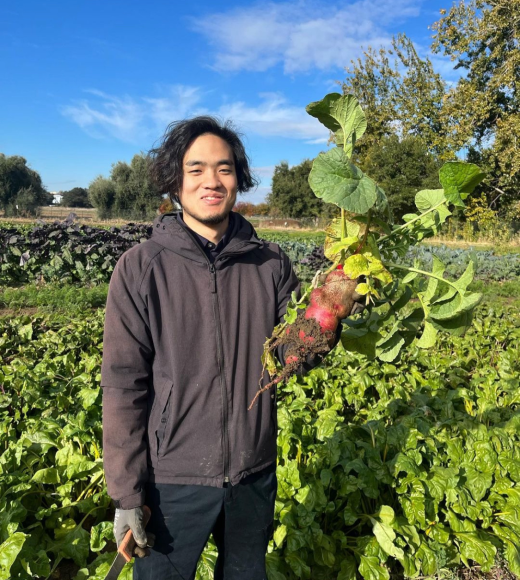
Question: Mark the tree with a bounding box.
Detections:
[233,201,255,216]
[361,135,443,218]
[88,177,116,219]
[342,34,450,160]
[60,187,92,208]
[88,153,164,220]
[267,160,335,218]
[432,0,520,206]
[0,154,52,216]
[255,202,270,216]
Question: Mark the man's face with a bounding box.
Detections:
[178,133,238,226]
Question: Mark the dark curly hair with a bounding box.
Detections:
[148,116,259,205]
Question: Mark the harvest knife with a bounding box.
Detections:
[104,505,151,580]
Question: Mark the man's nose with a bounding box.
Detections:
[203,170,222,189]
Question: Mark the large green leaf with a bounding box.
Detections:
[456,532,496,572]
[372,519,404,560]
[358,555,390,580]
[463,467,492,502]
[338,555,358,580]
[31,467,60,484]
[266,552,287,580]
[0,533,26,580]
[416,543,438,576]
[306,93,367,155]
[54,518,90,567]
[439,162,486,207]
[415,189,446,213]
[430,291,482,321]
[309,148,379,214]
[90,521,114,552]
[491,525,520,577]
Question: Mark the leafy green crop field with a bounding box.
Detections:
[1,224,520,579]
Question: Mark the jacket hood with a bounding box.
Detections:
[150,211,264,264]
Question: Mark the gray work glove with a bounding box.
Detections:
[114,507,154,558]
[350,289,366,316]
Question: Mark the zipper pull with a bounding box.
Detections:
[209,264,217,293]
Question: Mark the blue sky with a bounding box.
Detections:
[1,0,455,204]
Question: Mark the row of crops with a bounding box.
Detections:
[1,219,520,579]
[2,218,520,286]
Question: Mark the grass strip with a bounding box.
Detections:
[0,282,109,313]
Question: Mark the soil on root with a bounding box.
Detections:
[248,312,335,409]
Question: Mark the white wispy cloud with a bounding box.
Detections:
[193,0,423,74]
[253,166,276,179]
[61,87,329,144]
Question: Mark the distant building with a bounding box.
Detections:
[49,191,62,205]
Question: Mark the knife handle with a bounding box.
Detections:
[119,505,152,563]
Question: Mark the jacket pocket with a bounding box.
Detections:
[155,384,174,459]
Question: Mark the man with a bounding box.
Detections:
[101,116,359,579]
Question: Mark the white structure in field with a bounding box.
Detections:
[49,191,62,205]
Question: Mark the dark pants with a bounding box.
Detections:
[133,466,277,580]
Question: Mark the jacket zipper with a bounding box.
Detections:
[209,263,230,483]
[170,218,261,486]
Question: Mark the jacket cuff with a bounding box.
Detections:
[113,489,146,510]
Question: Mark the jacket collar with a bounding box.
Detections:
[151,211,264,265]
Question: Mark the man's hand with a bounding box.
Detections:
[114,507,155,558]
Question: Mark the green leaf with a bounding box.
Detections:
[372,520,404,561]
[341,326,381,359]
[416,542,437,576]
[327,236,359,258]
[378,506,395,525]
[344,254,369,278]
[464,467,492,502]
[31,467,60,484]
[376,329,405,363]
[54,518,90,566]
[430,292,482,321]
[439,162,486,207]
[416,321,438,349]
[0,532,26,580]
[306,93,367,155]
[90,521,114,552]
[456,531,496,572]
[273,524,287,548]
[415,189,446,213]
[358,555,390,580]
[453,260,475,292]
[266,552,287,580]
[338,555,358,580]
[197,545,218,580]
[78,387,100,409]
[492,525,520,577]
[286,551,311,579]
[20,548,51,578]
[309,148,379,214]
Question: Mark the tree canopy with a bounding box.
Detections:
[60,187,92,208]
[267,160,337,218]
[432,0,520,206]
[0,154,52,216]
[342,34,449,159]
[360,135,443,218]
[88,153,164,220]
